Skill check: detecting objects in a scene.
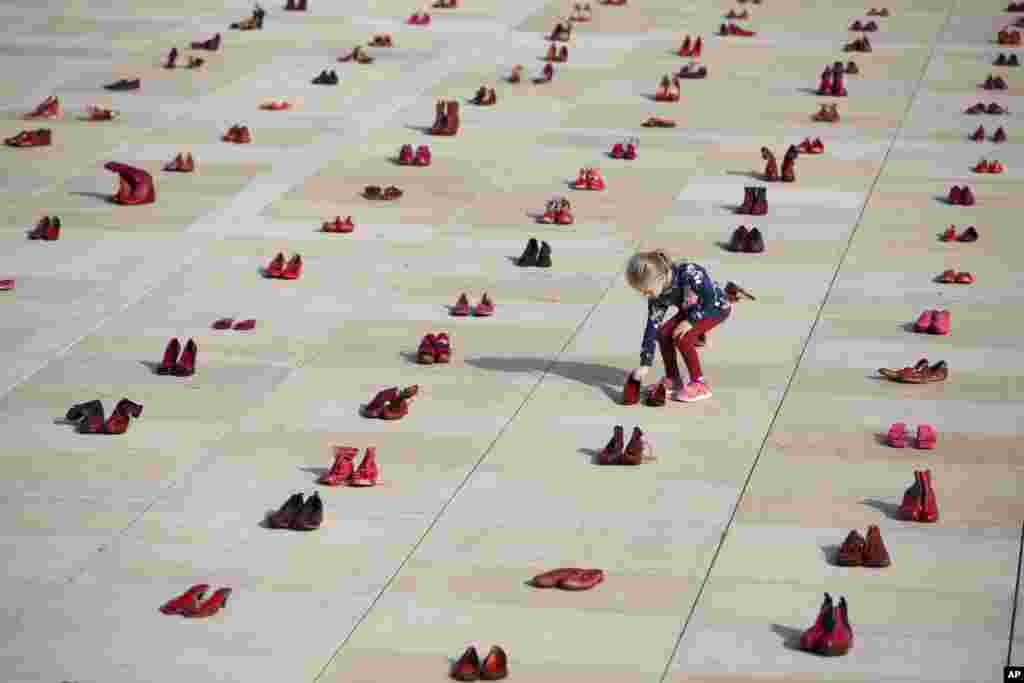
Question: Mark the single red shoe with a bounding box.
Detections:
[799,593,833,653]
[678,35,692,56]
[86,106,118,121]
[948,186,963,204]
[863,525,891,567]
[293,491,325,530]
[571,168,589,189]
[381,397,408,420]
[958,226,979,241]
[624,140,637,160]
[622,374,642,405]
[156,337,181,374]
[960,186,975,205]
[621,426,645,465]
[559,45,568,61]
[937,269,957,284]
[886,421,908,447]
[610,142,624,159]
[363,387,398,418]
[919,469,939,522]
[929,309,950,335]
[988,160,1004,173]
[912,310,934,333]
[451,293,471,316]
[899,470,924,521]
[233,318,256,330]
[398,144,414,164]
[587,169,605,190]
[190,33,222,51]
[160,584,210,615]
[25,95,60,119]
[820,596,853,656]
[473,292,495,316]
[480,645,508,680]
[322,215,355,233]
[816,70,833,96]
[417,333,437,364]
[319,446,358,485]
[939,225,956,241]
[531,567,584,588]
[556,206,574,224]
[810,137,824,153]
[970,125,985,142]
[973,158,990,173]
[691,36,703,56]
[5,129,53,147]
[0,279,14,291]
[836,529,866,566]
[105,161,155,205]
[954,271,974,284]
[798,137,814,154]
[414,145,431,166]
[451,646,481,681]
[282,254,302,279]
[916,424,936,449]
[265,252,286,278]
[598,425,624,465]
[184,587,231,618]
[993,126,1007,142]
[28,216,61,240]
[558,568,604,590]
[174,338,198,376]
[433,332,452,363]
[350,447,379,486]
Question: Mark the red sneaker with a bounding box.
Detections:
[610,142,624,159]
[973,158,990,173]
[397,144,414,164]
[350,447,379,486]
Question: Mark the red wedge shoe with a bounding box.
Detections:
[160,584,210,615]
[559,568,605,590]
[480,645,508,681]
[451,646,481,681]
[185,587,231,618]
[863,525,890,567]
[319,446,359,486]
[157,338,181,375]
[800,593,833,653]
[899,471,924,521]
[363,387,398,418]
[433,332,452,363]
[451,293,471,316]
[174,338,197,376]
[916,424,936,449]
[820,596,852,656]
[282,254,302,280]
[598,425,624,465]
[350,447,379,486]
[836,529,866,566]
[473,292,495,316]
[886,422,908,447]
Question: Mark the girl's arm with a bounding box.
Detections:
[640,298,670,366]
[681,265,719,322]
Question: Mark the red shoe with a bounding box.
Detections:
[160,584,210,615]
[282,254,302,279]
[398,144,414,164]
[433,332,452,363]
[233,319,256,330]
[886,421,907,447]
[937,269,957,283]
[157,338,181,374]
[531,567,583,588]
[958,226,979,241]
[622,374,642,405]
[973,158,989,173]
[598,425,624,465]
[621,426,645,465]
[899,470,924,520]
[414,145,431,166]
[174,338,198,376]
[916,424,936,449]
[691,36,703,57]
[25,95,60,119]
[381,396,408,420]
[105,162,155,205]
[571,168,589,189]
[184,587,231,618]
[912,310,934,333]
[363,387,398,418]
[555,207,574,224]
[954,271,974,284]
[988,160,1004,173]
[473,292,495,316]
[919,469,939,522]
[28,216,61,240]
[417,333,437,364]
[810,137,824,153]
[624,140,637,160]
[102,398,143,435]
[820,596,853,656]
[0,279,14,291]
[960,186,975,205]
[799,593,833,653]
[947,186,963,204]
[678,35,692,56]
[265,252,286,277]
[610,142,624,159]
[451,646,481,681]
[993,126,1007,142]
[559,45,568,61]
[480,645,509,680]
[931,308,953,335]
[970,125,985,142]
[212,317,234,329]
[558,568,604,590]
[587,168,605,190]
[5,129,52,147]
[322,215,354,233]
[939,225,956,241]
[836,529,866,566]
[350,447,379,485]
[319,446,358,485]
[451,293,471,316]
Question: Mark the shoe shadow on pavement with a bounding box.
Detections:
[403,124,434,135]
[770,623,805,651]
[299,466,328,479]
[820,544,840,565]
[69,191,115,203]
[860,498,903,519]
[465,357,623,402]
[577,447,603,464]
[725,170,763,180]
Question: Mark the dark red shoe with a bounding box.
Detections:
[728,225,749,252]
[799,593,833,653]
[184,587,231,617]
[103,398,143,436]
[363,387,399,418]
[105,162,156,205]
[451,646,481,681]
[160,584,209,615]
[622,374,641,405]
[417,334,437,364]
[993,126,1007,142]
[598,425,624,465]
[319,446,358,485]
[282,254,302,279]
[531,567,583,588]
[291,491,323,530]
[863,525,891,567]
[233,318,256,330]
[899,470,923,521]
[451,293,471,316]
[960,186,975,205]
[919,469,939,522]
[819,596,852,656]
[558,568,604,590]
[174,338,197,376]
[958,225,979,242]
[398,144,414,164]
[268,493,304,528]
[480,645,508,680]
[473,292,495,316]
[836,529,866,566]
[5,129,52,147]
[29,216,60,240]
[350,447,379,486]
[433,332,452,363]
[157,338,181,374]
[645,382,667,406]
[947,186,963,204]
[621,426,644,465]
[380,398,408,420]
[265,252,286,277]
[737,187,755,214]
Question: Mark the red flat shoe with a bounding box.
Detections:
[363,387,398,418]
[531,567,584,588]
[265,252,285,277]
[480,645,508,681]
[349,447,379,486]
[233,319,256,330]
[157,338,181,374]
[417,333,437,364]
[886,422,907,447]
[433,332,452,363]
[319,446,359,485]
[916,424,936,449]
[174,338,198,376]
[451,293,471,316]
[913,310,934,333]
[282,254,302,280]
[929,309,951,335]
[473,292,495,316]
[451,646,481,681]
[184,587,231,618]
[939,225,956,241]
[160,584,210,615]
[558,568,604,590]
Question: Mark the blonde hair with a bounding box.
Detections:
[625,249,674,292]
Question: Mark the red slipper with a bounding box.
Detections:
[916,424,936,449]
[886,422,907,448]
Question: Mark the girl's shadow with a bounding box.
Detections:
[465,356,623,402]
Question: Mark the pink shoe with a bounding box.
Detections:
[673,380,712,403]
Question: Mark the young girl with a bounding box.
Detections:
[625,249,731,402]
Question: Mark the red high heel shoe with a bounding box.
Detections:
[174,338,197,376]
[319,446,359,485]
[350,447,379,486]
[799,593,833,653]
[160,584,209,615]
[691,36,703,57]
[102,398,143,435]
[0,279,14,291]
[184,587,231,618]
[621,426,645,465]
[282,254,302,279]
[157,338,181,374]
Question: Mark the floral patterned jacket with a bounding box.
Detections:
[640,262,731,367]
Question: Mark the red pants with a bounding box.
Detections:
[657,312,729,381]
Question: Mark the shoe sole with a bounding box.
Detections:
[673,391,712,403]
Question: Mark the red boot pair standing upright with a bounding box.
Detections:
[430,100,460,135]
[157,338,198,376]
[318,446,379,486]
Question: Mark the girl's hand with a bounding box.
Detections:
[672,320,691,342]
[632,366,649,381]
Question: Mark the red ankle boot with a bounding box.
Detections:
[319,446,358,485]
[622,374,642,405]
[350,447,379,486]
[800,593,833,652]
[737,187,755,214]
[598,425,624,465]
[751,187,768,215]
[160,584,209,615]
[819,596,852,656]
[185,587,231,618]
[157,338,181,374]
[174,338,197,376]
[918,469,939,522]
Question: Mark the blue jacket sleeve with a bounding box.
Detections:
[640,299,670,366]
[681,266,719,323]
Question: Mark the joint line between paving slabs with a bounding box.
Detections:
[657,5,959,679]
[1008,520,1024,666]
[310,246,638,682]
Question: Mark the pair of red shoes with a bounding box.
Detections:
[212,317,256,330]
[571,168,606,190]
[164,152,195,172]
[886,422,936,449]
[972,158,1004,173]
[939,225,978,242]
[982,74,1009,90]
[678,35,703,56]
[363,385,418,420]
[815,64,847,97]
[598,425,648,465]
[719,22,756,37]
[965,101,1008,114]
[160,585,232,618]
[797,137,825,154]
[836,525,890,566]
[67,398,144,435]
[451,645,508,681]
[223,124,252,143]
[318,446,379,486]
[408,11,431,24]
[264,253,302,279]
[417,332,452,364]
[936,269,973,284]
[913,309,951,335]
[531,567,605,590]
[28,216,61,240]
[25,95,60,119]
[398,144,431,166]
[655,75,680,101]
[610,138,638,159]
[947,185,975,205]
[158,338,198,376]
[800,594,853,656]
[452,293,494,316]
[5,129,51,147]
[900,469,939,522]
[322,215,354,233]
[969,125,1007,142]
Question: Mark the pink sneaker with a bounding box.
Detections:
[673,381,712,403]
